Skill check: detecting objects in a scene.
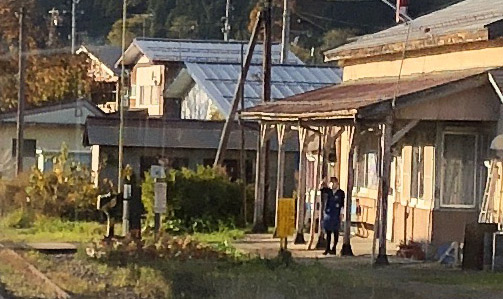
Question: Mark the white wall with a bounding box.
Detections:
[0,125,91,178]
[181,83,220,120]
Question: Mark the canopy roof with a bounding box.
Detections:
[241,68,495,121]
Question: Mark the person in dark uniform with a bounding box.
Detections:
[322,177,345,255]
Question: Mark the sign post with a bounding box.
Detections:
[151,165,167,240]
[276,198,295,251]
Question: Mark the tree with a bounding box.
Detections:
[107,15,147,47]
[0,0,92,111]
[149,0,176,37]
[26,144,99,220]
[168,16,198,39]
[321,28,359,51]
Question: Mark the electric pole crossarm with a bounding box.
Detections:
[214,13,263,167]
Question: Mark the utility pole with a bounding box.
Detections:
[119,0,128,236]
[240,43,247,225]
[223,0,231,41]
[71,0,80,53]
[280,0,290,63]
[16,7,26,176]
[48,8,60,48]
[262,0,273,229]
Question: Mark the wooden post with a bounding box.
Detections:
[375,115,393,265]
[15,7,25,176]
[253,123,268,233]
[308,131,323,249]
[214,13,262,166]
[274,124,287,232]
[372,125,383,263]
[315,128,328,249]
[341,124,359,256]
[294,127,308,244]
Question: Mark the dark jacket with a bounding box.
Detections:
[322,188,345,232]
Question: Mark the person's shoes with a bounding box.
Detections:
[329,249,337,255]
[322,250,329,255]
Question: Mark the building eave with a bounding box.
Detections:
[325,28,489,63]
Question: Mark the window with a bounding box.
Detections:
[139,86,145,105]
[357,151,379,190]
[441,133,477,207]
[171,158,189,170]
[12,139,36,158]
[356,134,379,191]
[130,84,136,97]
[410,145,424,199]
[43,152,91,172]
[150,86,159,105]
[223,159,239,182]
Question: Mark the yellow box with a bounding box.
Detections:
[277,198,295,238]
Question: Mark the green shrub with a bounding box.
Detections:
[25,145,99,220]
[0,173,30,216]
[142,165,253,233]
[141,172,155,228]
[168,165,249,231]
[0,208,35,228]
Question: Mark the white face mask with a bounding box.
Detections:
[330,182,339,190]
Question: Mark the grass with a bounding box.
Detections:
[411,268,503,290]
[19,250,423,299]
[193,228,245,244]
[0,214,106,243]
[20,251,171,298]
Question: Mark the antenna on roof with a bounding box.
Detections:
[222,0,231,41]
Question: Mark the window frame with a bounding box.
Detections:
[139,86,145,105]
[410,144,424,201]
[439,131,478,209]
[12,139,36,158]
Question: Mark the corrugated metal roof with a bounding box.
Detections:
[84,117,298,151]
[184,62,341,117]
[120,38,304,66]
[242,68,492,119]
[83,45,122,75]
[0,99,105,125]
[326,0,503,59]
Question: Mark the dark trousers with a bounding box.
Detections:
[326,228,339,252]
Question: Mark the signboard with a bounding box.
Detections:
[154,182,167,213]
[150,165,166,179]
[277,198,295,238]
[123,184,131,200]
